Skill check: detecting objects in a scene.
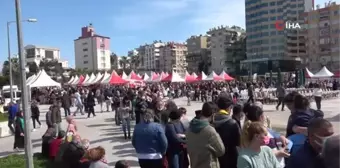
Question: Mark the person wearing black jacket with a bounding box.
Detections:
[31,100,41,130]
[61,91,72,117]
[212,96,241,168]
[86,91,96,118]
[135,91,148,124]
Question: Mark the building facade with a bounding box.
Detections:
[136,41,164,72]
[159,42,187,74]
[25,45,61,65]
[207,26,246,74]
[243,0,313,75]
[300,2,340,71]
[74,24,111,71]
[186,35,210,73]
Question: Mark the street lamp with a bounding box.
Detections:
[7,18,37,102]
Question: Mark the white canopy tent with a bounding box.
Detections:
[204,71,223,81]
[29,69,61,88]
[122,71,128,80]
[305,68,315,78]
[27,71,42,85]
[80,74,90,85]
[91,72,103,84]
[83,73,96,86]
[313,66,334,78]
[162,71,185,82]
[143,73,150,81]
[101,71,112,84]
[191,72,198,78]
[26,74,37,85]
[70,76,80,85]
[67,76,75,84]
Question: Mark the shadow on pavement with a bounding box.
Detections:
[108,159,139,167]
[87,124,112,128]
[325,113,340,122]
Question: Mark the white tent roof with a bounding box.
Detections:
[191,72,198,78]
[101,71,112,84]
[143,73,150,81]
[29,69,61,88]
[91,72,103,84]
[305,68,314,78]
[70,76,79,85]
[27,71,42,85]
[164,71,185,82]
[26,74,36,84]
[204,71,219,81]
[67,76,75,84]
[83,73,96,86]
[313,66,334,78]
[122,71,128,79]
[81,74,90,85]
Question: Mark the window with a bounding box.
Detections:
[83,48,88,52]
[84,55,88,57]
[82,42,87,45]
[84,61,88,64]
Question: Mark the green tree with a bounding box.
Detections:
[119,56,130,70]
[2,58,20,86]
[110,52,118,69]
[38,59,64,81]
[129,55,140,70]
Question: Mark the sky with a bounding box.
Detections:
[0,0,337,68]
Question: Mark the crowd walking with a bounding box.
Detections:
[4,79,340,168]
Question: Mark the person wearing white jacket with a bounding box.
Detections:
[313,84,322,110]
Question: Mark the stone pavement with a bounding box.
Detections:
[0,97,339,167]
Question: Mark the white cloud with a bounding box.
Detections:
[111,0,244,32]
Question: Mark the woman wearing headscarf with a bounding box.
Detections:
[13,111,24,151]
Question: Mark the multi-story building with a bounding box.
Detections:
[207,25,246,74]
[300,2,340,71]
[74,23,111,71]
[186,35,210,73]
[159,42,188,74]
[136,41,164,72]
[25,45,61,65]
[243,0,313,75]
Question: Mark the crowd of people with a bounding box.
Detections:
[5,79,340,168]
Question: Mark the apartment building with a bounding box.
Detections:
[243,0,313,75]
[186,35,209,73]
[74,23,111,71]
[25,45,61,65]
[207,26,246,74]
[159,42,188,74]
[136,41,164,72]
[300,2,340,71]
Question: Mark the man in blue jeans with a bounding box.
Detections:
[8,101,18,134]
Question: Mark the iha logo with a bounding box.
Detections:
[275,20,302,31]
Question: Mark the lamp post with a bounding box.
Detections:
[7,18,37,102]
[14,0,36,167]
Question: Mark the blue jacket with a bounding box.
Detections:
[8,104,18,120]
[286,141,326,168]
[132,122,168,155]
[165,121,186,154]
[286,109,322,137]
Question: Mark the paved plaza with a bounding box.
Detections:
[0,97,339,167]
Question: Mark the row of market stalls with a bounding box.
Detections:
[66,70,235,86]
[304,66,340,78]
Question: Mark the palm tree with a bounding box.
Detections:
[119,56,129,70]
